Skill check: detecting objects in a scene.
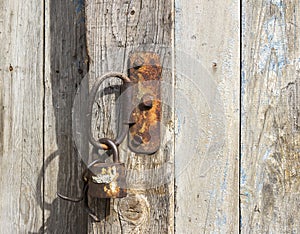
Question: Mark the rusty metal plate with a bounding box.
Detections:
[87,163,127,198]
[128,52,161,154]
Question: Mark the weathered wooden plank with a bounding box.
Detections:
[43,0,89,233]
[241,1,300,232]
[85,0,174,233]
[174,0,240,232]
[0,0,44,232]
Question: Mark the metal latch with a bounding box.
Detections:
[128,52,161,154]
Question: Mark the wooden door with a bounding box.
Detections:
[1,0,299,233]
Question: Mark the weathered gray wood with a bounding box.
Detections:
[174,0,240,232]
[241,1,300,233]
[0,0,44,232]
[85,0,174,233]
[43,0,89,233]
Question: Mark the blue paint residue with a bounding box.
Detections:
[244,191,250,197]
[241,60,247,140]
[174,0,182,36]
[72,0,85,24]
[209,189,216,198]
[240,214,244,229]
[262,149,271,161]
[269,0,284,7]
[73,0,85,13]
[257,182,263,193]
[175,109,181,135]
[258,1,289,75]
[216,214,227,227]
[221,160,229,192]
[241,168,247,186]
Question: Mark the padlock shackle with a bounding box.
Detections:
[88,72,132,150]
[98,138,119,163]
[81,138,120,181]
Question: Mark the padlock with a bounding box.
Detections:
[84,138,127,198]
[57,72,131,220]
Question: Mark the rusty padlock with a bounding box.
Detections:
[83,138,127,198]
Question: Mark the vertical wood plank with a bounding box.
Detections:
[0,0,44,232]
[241,1,300,232]
[85,0,174,233]
[174,0,240,232]
[43,0,89,233]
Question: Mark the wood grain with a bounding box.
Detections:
[43,0,89,233]
[241,0,300,232]
[174,0,240,232]
[0,0,44,232]
[85,0,174,233]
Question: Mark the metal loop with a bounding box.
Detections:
[57,182,101,222]
[88,72,132,150]
[57,182,88,203]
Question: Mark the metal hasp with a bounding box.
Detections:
[128,52,162,154]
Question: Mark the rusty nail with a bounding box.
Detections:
[141,94,153,108]
[133,56,144,69]
[132,134,143,146]
[127,117,136,125]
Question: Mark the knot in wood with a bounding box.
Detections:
[117,194,150,225]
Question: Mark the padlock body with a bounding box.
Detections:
[87,162,127,198]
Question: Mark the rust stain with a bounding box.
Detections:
[128,52,161,154]
[104,181,121,197]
